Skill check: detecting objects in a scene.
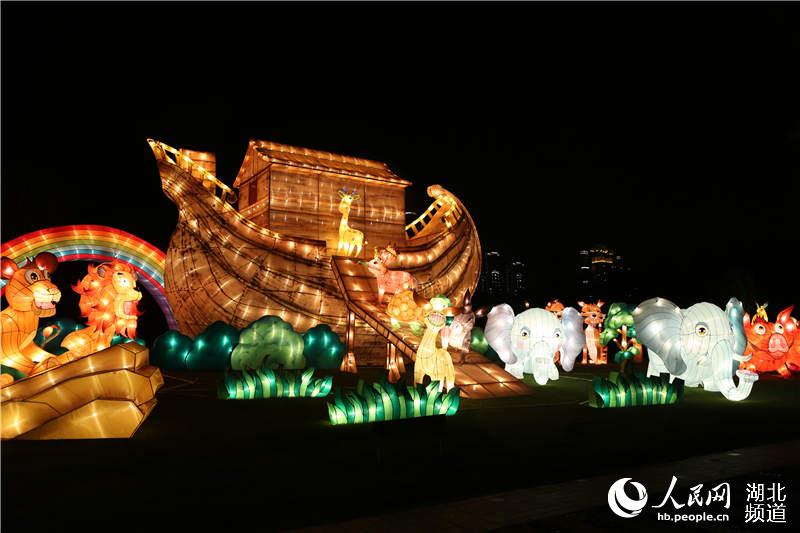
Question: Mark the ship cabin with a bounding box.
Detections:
[232,140,412,257]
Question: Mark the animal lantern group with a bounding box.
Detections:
[0,256,142,386]
[361,243,476,390]
[365,244,430,328]
[635,297,759,401]
[740,303,799,377]
[483,298,612,384]
[337,188,364,257]
[485,304,585,384]
[545,299,610,365]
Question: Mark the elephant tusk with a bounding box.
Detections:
[732,353,751,362]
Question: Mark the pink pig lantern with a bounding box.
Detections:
[361,244,417,304]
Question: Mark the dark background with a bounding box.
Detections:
[2,2,799,342]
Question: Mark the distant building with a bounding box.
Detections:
[508,260,527,296]
[590,245,615,287]
[578,248,591,291]
[577,244,630,299]
[478,251,528,301]
[485,251,504,296]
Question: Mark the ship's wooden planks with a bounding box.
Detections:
[268,168,406,255]
[235,142,408,256]
[331,256,532,398]
[158,159,346,335]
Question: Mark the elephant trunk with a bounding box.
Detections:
[711,339,758,401]
[531,341,554,385]
[726,297,748,374]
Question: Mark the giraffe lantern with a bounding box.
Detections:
[337,188,364,257]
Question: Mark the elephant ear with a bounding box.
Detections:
[485,304,517,364]
[558,307,584,372]
[634,297,687,376]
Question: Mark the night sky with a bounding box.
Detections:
[2,2,799,341]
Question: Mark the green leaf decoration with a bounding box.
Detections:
[326,378,460,425]
[223,366,332,399]
[589,371,684,408]
[470,327,489,354]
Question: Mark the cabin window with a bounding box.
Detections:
[248,179,258,207]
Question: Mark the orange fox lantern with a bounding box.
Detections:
[578,300,608,364]
[545,299,565,319]
[740,305,798,377]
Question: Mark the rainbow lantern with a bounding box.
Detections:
[1,225,175,329]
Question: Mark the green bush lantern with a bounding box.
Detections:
[151,330,193,370]
[230,315,305,370]
[302,324,345,369]
[185,321,238,370]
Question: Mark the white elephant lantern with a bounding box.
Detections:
[484,305,585,384]
[634,297,759,402]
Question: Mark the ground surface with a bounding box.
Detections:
[3,364,799,531]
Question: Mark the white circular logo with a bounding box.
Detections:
[607,478,648,518]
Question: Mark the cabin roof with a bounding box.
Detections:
[234,140,412,188]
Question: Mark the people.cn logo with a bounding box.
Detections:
[607,478,649,518]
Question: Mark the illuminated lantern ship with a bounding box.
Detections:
[149,139,528,398]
